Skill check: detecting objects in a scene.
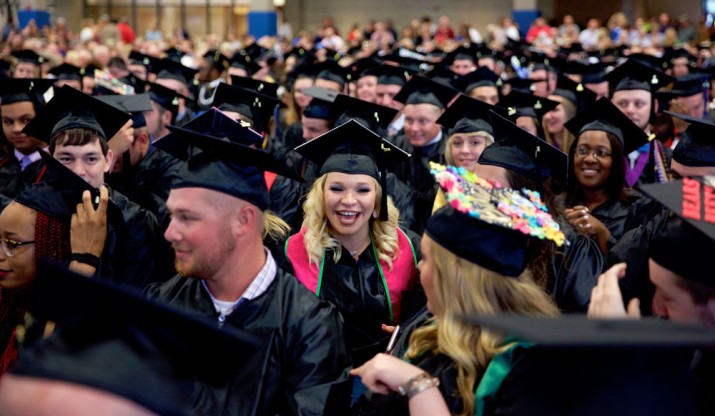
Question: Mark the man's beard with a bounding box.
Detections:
[174,228,236,279]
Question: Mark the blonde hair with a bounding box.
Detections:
[406,239,559,416]
[543,96,577,152]
[302,174,401,269]
[444,131,495,167]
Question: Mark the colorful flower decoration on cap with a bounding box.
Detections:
[430,162,566,247]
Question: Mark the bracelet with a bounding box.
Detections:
[71,252,100,269]
[398,372,440,399]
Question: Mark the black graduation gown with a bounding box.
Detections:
[145,269,352,416]
[278,230,421,366]
[390,132,447,234]
[0,155,45,199]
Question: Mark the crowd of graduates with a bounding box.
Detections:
[0,9,713,416]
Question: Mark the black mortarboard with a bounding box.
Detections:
[665,47,697,69]
[665,73,708,98]
[643,177,715,288]
[150,58,198,86]
[441,45,477,66]
[527,51,558,72]
[475,46,502,62]
[242,43,268,61]
[627,53,667,71]
[347,57,380,82]
[0,78,54,105]
[313,59,349,87]
[23,85,131,144]
[146,81,186,119]
[128,50,160,70]
[424,65,460,87]
[436,93,501,135]
[578,61,610,85]
[500,90,559,121]
[285,46,315,62]
[229,74,278,98]
[163,46,185,61]
[212,83,277,133]
[48,63,83,82]
[451,66,503,93]
[302,97,339,120]
[203,49,230,73]
[667,111,715,167]
[551,74,596,111]
[604,59,674,93]
[333,93,399,130]
[95,93,152,129]
[11,260,266,416]
[564,97,650,154]
[380,53,427,74]
[166,125,301,210]
[295,119,410,220]
[364,64,414,86]
[504,76,538,94]
[11,49,44,66]
[393,75,458,108]
[479,110,568,184]
[229,51,261,76]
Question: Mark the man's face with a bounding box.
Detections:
[13,63,36,79]
[53,140,112,188]
[376,84,403,111]
[164,187,237,279]
[403,103,441,147]
[142,101,168,140]
[450,59,475,76]
[55,79,82,91]
[529,69,553,98]
[301,116,331,141]
[2,101,42,155]
[585,81,609,100]
[649,259,715,327]
[612,89,652,131]
[477,58,496,73]
[128,64,148,81]
[676,93,704,118]
[672,58,691,77]
[469,86,499,105]
[314,78,342,93]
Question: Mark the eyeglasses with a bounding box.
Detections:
[575,145,612,159]
[0,238,35,258]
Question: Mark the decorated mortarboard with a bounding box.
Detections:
[564,97,650,155]
[313,59,349,87]
[451,66,502,94]
[363,63,415,86]
[500,90,559,121]
[436,93,501,135]
[95,93,153,129]
[211,82,277,134]
[0,78,54,105]
[48,63,84,82]
[393,74,459,109]
[12,260,267,416]
[642,177,715,288]
[203,49,230,72]
[11,49,44,66]
[128,50,160,69]
[333,92,399,130]
[458,315,710,415]
[551,74,596,111]
[666,111,715,167]
[295,119,410,220]
[166,125,302,210]
[23,85,131,144]
[424,65,460,87]
[149,58,198,87]
[229,74,278,98]
[229,51,261,76]
[479,110,568,185]
[427,162,565,276]
[441,45,478,66]
[604,59,674,93]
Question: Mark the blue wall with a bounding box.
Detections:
[18,10,51,29]
[513,9,540,38]
[248,11,277,39]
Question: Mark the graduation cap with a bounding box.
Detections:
[211,82,277,133]
[424,65,460,87]
[165,125,302,210]
[664,73,708,98]
[128,50,160,70]
[313,59,349,87]
[604,59,674,93]
[577,61,610,85]
[460,315,708,416]
[48,63,84,83]
[242,43,268,61]
[346,57,380,82]
[163,46,185,62]
[23,85,131,144]
[564,97,650,155]
[666,111,715,167]
[500,90,559,121]
[441,45,477,66]
[627,52,667,71]
[551,74,596,112]
[229,74,278,98]
[203,49,230,72]
[393,75,458,109]
[363,63,414,86]
[170,107,264,147]
[451,66,502,94]
[11,49,44,66]
[379,53,427,74]
[285,46,315,62]
[0,78,54,105]
[665,47,697,69]
[11,260,266,416]
[229,51,261,76]
[503,76,538,94]
[479,110,568,185]
[475,45,502,62]
[95,93,153,129]
[146,81,187,119]
[333,93,399,131]
[294,119,410,220]
[642,177,715,288]
[436,93,501,135]
[427,163,565,276]
[150,58,198,87]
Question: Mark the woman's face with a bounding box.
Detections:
[293,77,314,110]
[450,133,488,172]
[516,116,538,137]
[418,235,437,314]
[323,172,376,243]
[543,97,567,134]
[573,130,613,190]
[0,203,37,289]
[356,75,378,103]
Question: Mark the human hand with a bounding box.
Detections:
[381,324,396,334]
[350,353,425,394]
[587,263,641,319]
[70,186,109,258]
[108,119,135,156]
